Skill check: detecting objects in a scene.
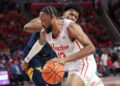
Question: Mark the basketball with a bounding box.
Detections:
[42,61,65,84]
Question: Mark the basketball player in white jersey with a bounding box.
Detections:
[22,6,104,86]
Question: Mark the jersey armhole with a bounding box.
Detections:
[66,22,75,43]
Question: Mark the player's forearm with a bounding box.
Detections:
[65,44,95,63]
[23,33,39,59]
[24,17,42,33]
[24,40,46,63]
[24,23,42,33]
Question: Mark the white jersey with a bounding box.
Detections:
[45,19,100,85]
[45,19,96,72]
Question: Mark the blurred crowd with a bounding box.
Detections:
[0,0,120,86]
[77,6,120,77]
[0,0,31,85]
[95,48,120,77]
[108,0,120,31]
[29,0,92,3]
[0,11,32,85]
[114,8,120,27]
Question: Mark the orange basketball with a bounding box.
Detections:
[42,61,65,84]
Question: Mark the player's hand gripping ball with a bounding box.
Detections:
[42,61,65,84]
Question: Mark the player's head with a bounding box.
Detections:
[63,3,81,22]
[39,6,59,33]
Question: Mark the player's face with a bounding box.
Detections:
[64,9,79,22]
[39,12,52,30]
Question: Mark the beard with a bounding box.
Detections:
[46,24,52,33]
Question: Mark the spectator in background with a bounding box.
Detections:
[0,59,5,69]
[116,49,120,60]
[113,60,120,74]
[101,50,111,76]
[11,60,23,82]
[7,67,14,82]
[107,56,116,75]
[96,54,104,77]
[2,45,11,56]
[94,0,102,15]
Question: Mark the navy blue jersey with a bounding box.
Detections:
[22,32,57,67]
[23,32,40,60]
[22,32,60,86]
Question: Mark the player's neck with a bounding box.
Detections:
[52,20,63,39]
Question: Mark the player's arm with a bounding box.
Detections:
[22,31,47,72]
[65,23,95,63]
[22,33,40,60]
[24,30,46,63]
[24,17,42,33]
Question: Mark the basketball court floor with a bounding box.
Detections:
[102,75,120,86]
[61,75,120,86]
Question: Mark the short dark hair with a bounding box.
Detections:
[63,3,82,17]
[41,6,59,18]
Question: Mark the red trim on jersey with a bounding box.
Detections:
[81,59,85,75]
[84,57,89,77]
[76,40,81,50]
[76,41,85,75]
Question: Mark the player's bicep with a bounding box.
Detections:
[68,23,93,46]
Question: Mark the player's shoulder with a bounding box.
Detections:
[63,19,82,33]
[68,21,79,31]
[67,20,84,37]
[64,18,74,23]
[63,19,75,29]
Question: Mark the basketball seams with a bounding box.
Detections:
[47,71,55,81]
[47,64,56,71]
[54,72,62,80]
[54,72,56,84]
[47,62,56,71]
[54,71,63,83]
[46,63,62,83]
[52,65,64,82]
[55,71,64,80]
[56,71,64,74]
[53,61,56,67]
[44,64,56,82]
[42,62,65,84]
[42,65,53,74]
[42,71,53,74]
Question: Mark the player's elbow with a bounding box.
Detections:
[24,24,33,33]
[90,44,96,54]
[24,24,29,32]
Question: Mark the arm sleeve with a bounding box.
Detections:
[22,32,40,60]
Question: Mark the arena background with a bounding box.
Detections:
[0,0,120,86]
